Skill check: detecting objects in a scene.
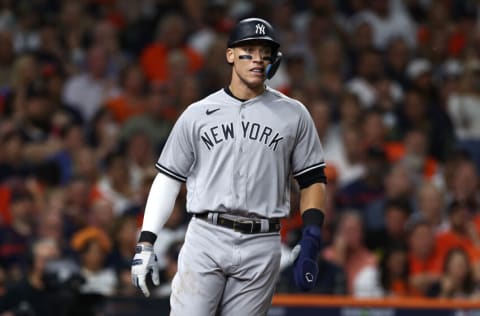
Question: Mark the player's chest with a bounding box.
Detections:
[194,106,296,154]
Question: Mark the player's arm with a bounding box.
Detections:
[297,162,327,226]
[131,172,182,297]
[300,182,326,214]
[290,101,327,291]
[291,167,327,291]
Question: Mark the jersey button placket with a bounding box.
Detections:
[236,104,247,207]
[232,105,242,202]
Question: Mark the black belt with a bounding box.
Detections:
[195,212,281,234]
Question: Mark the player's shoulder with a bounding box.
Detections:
[179,89,227,116]
[185,89,230,110]
[265,86,310,113]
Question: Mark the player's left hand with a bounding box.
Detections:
[131,243,160,297]
[291,225,322,291]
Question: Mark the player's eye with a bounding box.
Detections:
[261,48,272,55]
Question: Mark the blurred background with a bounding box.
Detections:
[0,0,480,315]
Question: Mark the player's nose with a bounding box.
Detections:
[250,49,265,62]
[251,52,262,62]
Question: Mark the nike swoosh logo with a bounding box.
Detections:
[206,108,220,115]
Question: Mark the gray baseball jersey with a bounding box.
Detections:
[156,86,325,218]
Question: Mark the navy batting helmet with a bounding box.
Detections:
[227,18,280,49]
[227,17,282,79]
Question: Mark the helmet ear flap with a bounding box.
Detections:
[266,51,282,79]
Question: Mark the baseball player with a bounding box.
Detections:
[131,17,327,315]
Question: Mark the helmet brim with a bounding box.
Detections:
[228,37,280,49]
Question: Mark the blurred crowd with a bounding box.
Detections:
[1,0,480,314]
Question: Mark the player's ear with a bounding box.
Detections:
[226,48,234,64]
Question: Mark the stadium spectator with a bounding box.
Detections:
[366,198,412,253]
[140,13,203,83]
[345,20,373,74]
[0,191,35,281]
[35,207,67,254]
[119,84,174,152]
[346,48,384,108]
[123,130,156,191]
[315,37,346,79]
[88,198,115,232]
[370,77,402,131]
[108,213,138,273]
[384,37,410,89]
[322,211,382,297]
[86,107,120,165]
[62,45,120,123]
[379,244,409,297]
[109,213,140,297]
[63,177,92,236]
[105,63,147,124]
[0,129,31,183]
[361,108,389,149]
[450,157,480,212]
[408,182,448,233]
[175,75,202,112]
[91,152,137,216]
[352,0,416,50]
[59,1,94,70]
[90,20,130,78]
[427,248,479,299]
[387,129,440,181]
[364,161,416,232]
[332,126,366,187]
[0,238,66,316]
[408,220,442,296]
[336,146,388,213]
[48,123,88,185]
[435,200,480,273]
[71,226,117,297]
[447,59,480,166]
[395,89,452,160]
[197,34,232,96]
[72,147,100,185]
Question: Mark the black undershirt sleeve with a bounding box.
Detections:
[294,166,327,189]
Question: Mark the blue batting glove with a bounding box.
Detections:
[291,225,322,291]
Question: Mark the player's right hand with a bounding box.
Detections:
[131,243,160,297]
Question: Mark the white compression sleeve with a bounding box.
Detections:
[141,172,182,235]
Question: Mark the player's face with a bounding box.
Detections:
[227,42,273,89]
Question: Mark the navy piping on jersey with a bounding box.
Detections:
[293,162,326,177]
[223,87,247,102]
[155,163,187,182]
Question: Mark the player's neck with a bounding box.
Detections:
[228,79,265,100]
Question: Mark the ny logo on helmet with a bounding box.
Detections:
[255,23,266,35]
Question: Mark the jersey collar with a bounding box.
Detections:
[223,86,268,104]
[223,86,247,102]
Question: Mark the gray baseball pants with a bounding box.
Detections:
[170,216,282,316]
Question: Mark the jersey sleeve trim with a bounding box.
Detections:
[155,163,187,182]
[293,162,326,177]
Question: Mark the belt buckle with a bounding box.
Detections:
[234,219,255,233]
